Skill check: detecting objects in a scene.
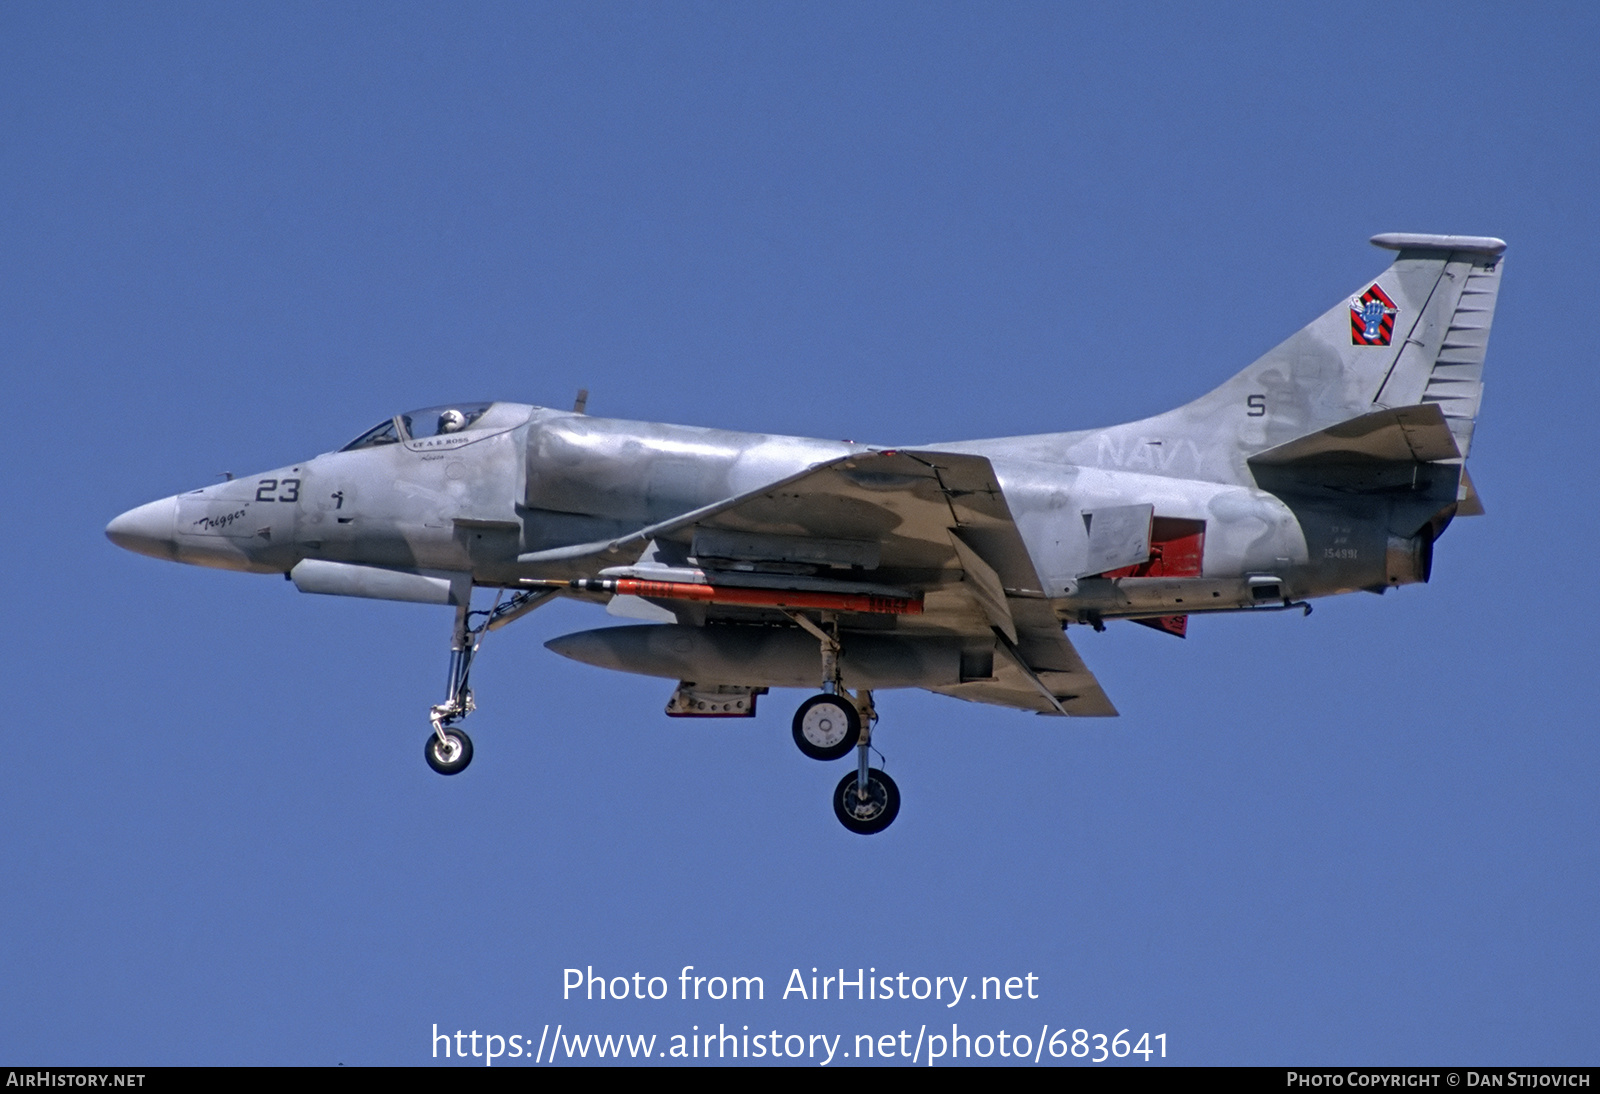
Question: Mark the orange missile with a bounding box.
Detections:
[533,577,923,615]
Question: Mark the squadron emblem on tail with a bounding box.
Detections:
[1350,283,1398,345]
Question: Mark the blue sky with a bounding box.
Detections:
[3,2,1597,1066]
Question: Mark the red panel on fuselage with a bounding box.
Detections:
[1097,517,1205,637]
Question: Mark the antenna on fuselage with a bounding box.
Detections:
[573,388,589,414]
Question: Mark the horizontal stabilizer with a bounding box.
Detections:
[1249,403,1460,467]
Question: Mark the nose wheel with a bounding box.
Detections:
[425,727,474,775]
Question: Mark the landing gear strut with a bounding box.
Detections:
[784,611,900,834]
[835,688,897,834]
[423,588,555,776]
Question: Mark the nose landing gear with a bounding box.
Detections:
[423,588,556,776]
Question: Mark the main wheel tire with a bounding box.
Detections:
[833,767,900,835]
[792,694,861,761]
[425,727,474,775]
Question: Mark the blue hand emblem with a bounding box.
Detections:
[1360,299,1386,340]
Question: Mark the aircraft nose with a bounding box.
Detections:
[106,496,179,560]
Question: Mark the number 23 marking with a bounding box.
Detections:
[255,478,300,502]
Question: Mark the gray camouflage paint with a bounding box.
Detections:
[106,234,1504,715]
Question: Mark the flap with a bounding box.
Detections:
[930,618,1117,717]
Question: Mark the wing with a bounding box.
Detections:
[526,449,1117,716]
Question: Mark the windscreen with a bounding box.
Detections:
[340,418,402,451]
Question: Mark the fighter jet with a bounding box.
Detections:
[106,233,1504,834]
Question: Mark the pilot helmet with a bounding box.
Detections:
[437,409,466,434]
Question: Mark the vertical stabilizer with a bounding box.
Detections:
[1051,234,1505,486]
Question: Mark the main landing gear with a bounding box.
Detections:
[792,693,860,760]
[424,588,555,777]
[784,612,900,835]
[834,765,900,835]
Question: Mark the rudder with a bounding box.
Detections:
[1366,233,1504,460]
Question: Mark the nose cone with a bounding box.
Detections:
[106,496,179,560]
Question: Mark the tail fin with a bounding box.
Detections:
[1227,232,1506,456]
[1365,233,1505,460]
[1070,234,1505,485]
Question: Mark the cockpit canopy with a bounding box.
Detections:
[341,403,494,451]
